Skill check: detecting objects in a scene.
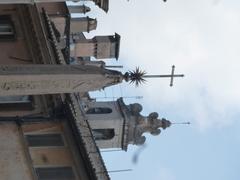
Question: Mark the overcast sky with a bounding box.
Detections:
[71,0,240,179]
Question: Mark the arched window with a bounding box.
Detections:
[86,107,112,114]
[92,129,115,140]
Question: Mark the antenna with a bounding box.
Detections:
[171,122,191,125]
[108,169,132,173]
[100,149,123,153]
[95,96,143,100]
[105,65,123,68]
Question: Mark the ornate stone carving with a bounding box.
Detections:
[128,104,171,145]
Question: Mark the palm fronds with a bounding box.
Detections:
[124,67,147,86]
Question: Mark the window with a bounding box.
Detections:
[25,134,65,147]
[86,107,112,114]
[92,129,115,140]
[35,167,76,180]
[0,95,33,111]
[0,15,15,40]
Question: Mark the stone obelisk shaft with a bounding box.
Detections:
[0,65,122,96]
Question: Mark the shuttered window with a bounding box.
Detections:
[26,134,65,147]
[0,95,33,111]
[0,15,15,40]
[35,167,75,180]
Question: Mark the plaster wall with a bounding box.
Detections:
[37,2,67,15]
[0,123,33,180]
[71,18,89,33]
[71,41,95,57]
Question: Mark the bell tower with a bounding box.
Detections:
[85,98,172,150]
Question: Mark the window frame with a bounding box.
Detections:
[34,166,77,180]
[25,133,66,148]
[0,15,16,41]
[92,128,115,141]
[86,107,112,114]
[0,95,34,111]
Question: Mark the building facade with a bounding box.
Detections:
[0,2,111,180]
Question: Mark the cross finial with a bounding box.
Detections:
[169,65,184,86]
[143,65,184,87]
[124,65,184,87]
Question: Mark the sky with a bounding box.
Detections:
[71,0,240,179]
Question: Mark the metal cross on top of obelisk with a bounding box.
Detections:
[124,65,184,87]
